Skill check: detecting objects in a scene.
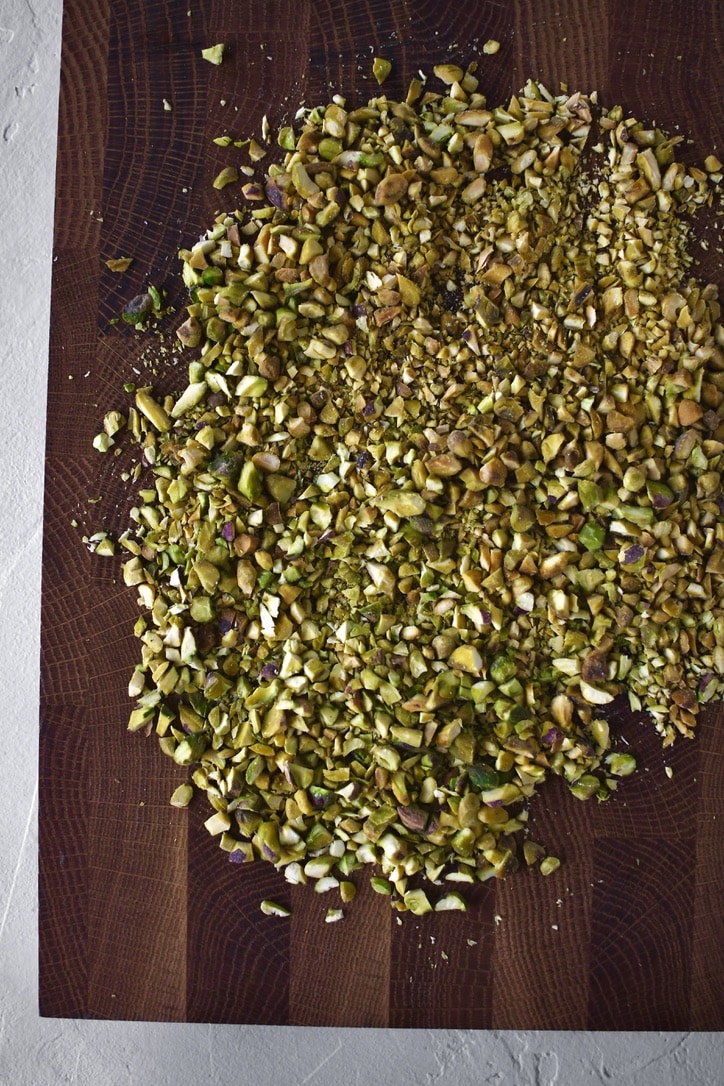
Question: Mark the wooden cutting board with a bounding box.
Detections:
[40,0,723,1027]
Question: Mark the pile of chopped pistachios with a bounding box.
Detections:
[96,60,723,914]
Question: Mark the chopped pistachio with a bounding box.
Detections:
[212,166,239,190]
[135,389,172,432]
[403,889,433,915]
[605,753,637,777]
[92,432,113,453]
[372,57,392,85]
[448,644,484,675]
[169,783,193,807]
[374,172,409,205]
[339,880,356,903]
[434,892,467,912]
[260,899,291,917]
[89,58,723,915]
[433,63,464,85]
[201,43,224,65]
[103,410,126,436]
[121,293,154,325]
[93,535,115,556]
[540,856,561,877]
[105,256,133,272]
[523,841,546,866]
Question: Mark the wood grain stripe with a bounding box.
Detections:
[514,0,610,96]
[290,878,392,1027]
[588,837,694,1030]
[51,1,110,251]
[491,775,594,1031]
[38,707,89,1017]
[86,783,188,1021]
[390,883,498,1029]
[40,0,111,1016]
[691,705,724,1029]
[185,804,290,1024]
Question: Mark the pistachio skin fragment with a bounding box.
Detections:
[97,60,723,915]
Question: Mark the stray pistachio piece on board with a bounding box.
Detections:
[201,43,224,65]
[372,57,392,85]
[260,900,291,917]
[105,256,133,272]
[169,783,194,808]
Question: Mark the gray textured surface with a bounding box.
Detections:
[0,0,721,1081]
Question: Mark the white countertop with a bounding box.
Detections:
[1,0,721,1081]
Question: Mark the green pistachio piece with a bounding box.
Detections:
[605,753,637,777]
[579,521,606,552]
[372,57,392,84]
[169,783,194,808]
[201,43,225,65]
[403,889,432,915]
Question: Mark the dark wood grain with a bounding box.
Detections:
[40,0,723,1028]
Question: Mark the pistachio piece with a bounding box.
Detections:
[134,389,171,432]
[372,57,392,85]
[374,491,427,517]
[374,173,409,206]
[201,43,224,65]
[448,644,484,675]
[92,432,112,453]
[435,892,467,911]
[212,166,238,190]
[122,293,153,325]
[260,899,291,917]
[169,783,193,808]
[433,63,464,85]
[105,256,133,272]
[403,888,433,915]
[540,857,561,877]
[605,753,637,777]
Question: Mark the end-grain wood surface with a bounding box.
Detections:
[40,0,723,1028]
